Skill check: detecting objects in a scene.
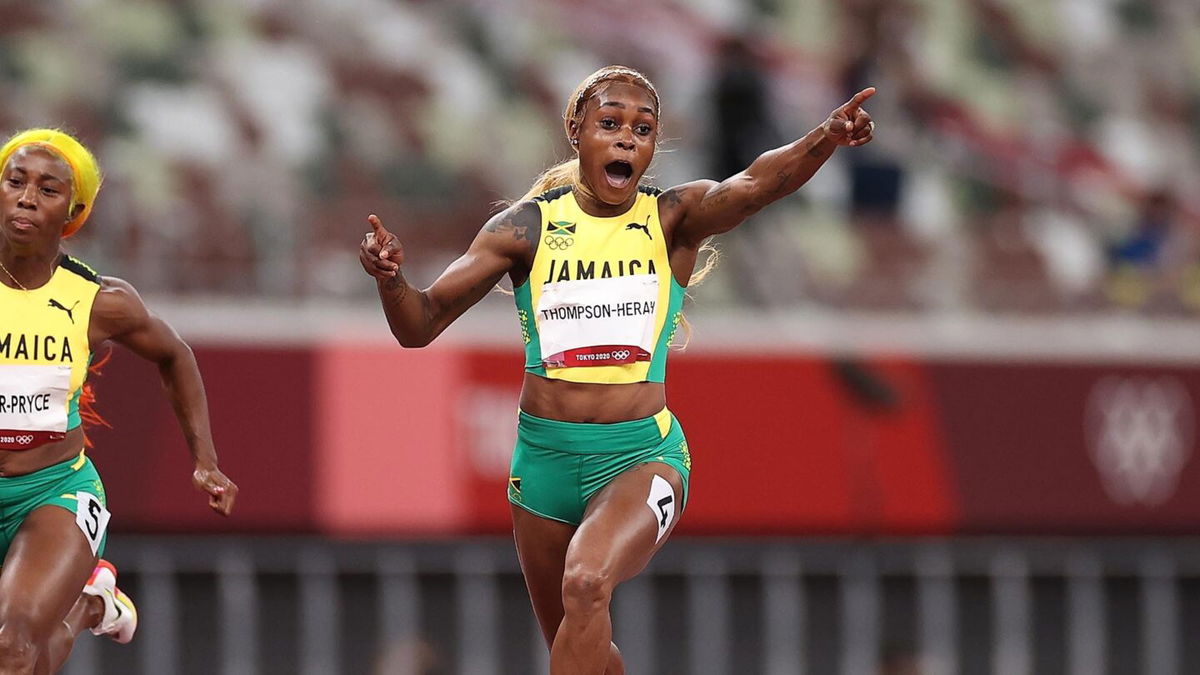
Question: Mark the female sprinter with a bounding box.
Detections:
[0,129,238,673]
[360,66,874,673]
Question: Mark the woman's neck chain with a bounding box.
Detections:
[0,258,30,291]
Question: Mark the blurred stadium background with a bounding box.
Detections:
[4,0,1200,672]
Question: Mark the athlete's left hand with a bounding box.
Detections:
[822,87,876,147]
[193,464,238,516]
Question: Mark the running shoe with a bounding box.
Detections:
[82,559,138,644]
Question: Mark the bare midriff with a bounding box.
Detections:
[0,427,84,477]
[518,372,666,423]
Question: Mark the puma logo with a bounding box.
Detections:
[48,298,79,324]
[625,218,652,240]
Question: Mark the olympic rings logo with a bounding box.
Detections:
[544,235,574,251]
[14,435,34,445]
[612,349,631,360]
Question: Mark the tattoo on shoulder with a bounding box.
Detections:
[662,188,684,210]
[484,202,540,255]
[483,214,504,234]
[514,209,538,244]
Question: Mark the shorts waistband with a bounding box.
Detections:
[517,408,673,454]
[0,450,88,485]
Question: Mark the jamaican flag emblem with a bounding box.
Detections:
[544,221,576,250]
[508,477,523,501]
[547,221,576,236]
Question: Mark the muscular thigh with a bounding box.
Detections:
[568,462,685,584]
[512,505,575,646]
[0,505,97,633]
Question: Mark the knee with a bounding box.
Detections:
[0,615,40,671]
[561,565,613,614]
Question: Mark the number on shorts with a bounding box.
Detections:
[656,495,673,527]
[74,491,110,556]
[645,475,676,544]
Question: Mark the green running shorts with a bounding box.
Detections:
[0,452,108,562]
[508,408,691,526]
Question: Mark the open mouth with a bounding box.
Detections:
[603,160,634,189]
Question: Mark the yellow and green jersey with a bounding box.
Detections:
[514,185,685,384]
[0,256,100,449]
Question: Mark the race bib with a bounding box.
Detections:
[74,491,111,556]
[645,474,676,544]
[0,364,70,449]
[537,275,659,368]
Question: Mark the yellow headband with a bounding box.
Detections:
[0,129,102,238]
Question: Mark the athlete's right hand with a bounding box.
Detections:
[360,214,404,279]
[193,464,238,517]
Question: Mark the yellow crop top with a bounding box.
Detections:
[513,186,685,384]
[0,255,100,449]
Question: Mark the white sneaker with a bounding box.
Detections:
[82,559,138,644]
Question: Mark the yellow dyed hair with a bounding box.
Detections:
[0,129,102,237]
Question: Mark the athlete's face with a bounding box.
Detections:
[1,146,75,250]
[571,82,658,207]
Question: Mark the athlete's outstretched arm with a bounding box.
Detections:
[666,87,876,247]
[90,278,238,516]
[360,201,540,348]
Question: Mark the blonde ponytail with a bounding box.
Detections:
[673,241,720,348]
[519,158,581,202]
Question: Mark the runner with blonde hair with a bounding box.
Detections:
[361,66,875,673]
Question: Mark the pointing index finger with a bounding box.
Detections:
[841,87,877,114]
[369,213,394,248]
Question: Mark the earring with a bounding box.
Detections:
[570,138,579,146]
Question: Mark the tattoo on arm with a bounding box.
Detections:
[708,182,733,206]
[485,202,540,256]
[513,222,534,244]
[511,202,541,259]
[769,170,793,197]
[664,188,683,209]
[384,275,408,300]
